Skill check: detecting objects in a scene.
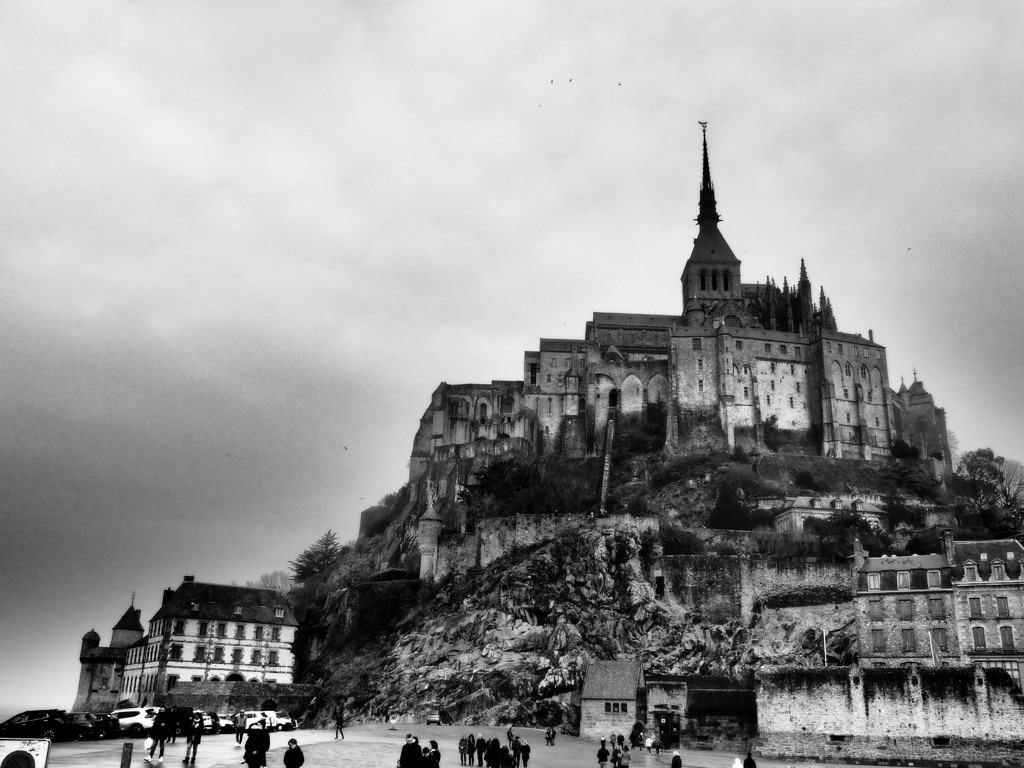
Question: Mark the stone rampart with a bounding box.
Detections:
[756,665,1024,763]
[661,555,852,622]
[164,681,317,718]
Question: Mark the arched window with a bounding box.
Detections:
[722,271,730,291]
[700,271,707,290]
[479,402,488,420]
[860,365,868,380]
[845,362,853,377]
[711,271,718,290]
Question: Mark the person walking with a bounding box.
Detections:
[744,752,757,768]
[485,738,501,768]
[619,744,631,768]
[475,735,486,767]
[670,751,682,768]
[334,700,345,740]
[520,740,531,768]
[183,713,203,764]
[145,711,168,763]
[597,739,610,768]
[283,739,304,768]
[235,711,245,746]
[459,735,469,765]
[644,735,652,754]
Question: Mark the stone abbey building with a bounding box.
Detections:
[409,128,950,484]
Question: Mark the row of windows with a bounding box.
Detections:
[691,338,805,358]
[603,701,630,713]
[867,570,943,590]
[170,620,282,641]
[169,644,281,665]
[826,341,882,359]
[869,626,1015,653]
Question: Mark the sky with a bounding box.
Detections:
[1,1,1022,711]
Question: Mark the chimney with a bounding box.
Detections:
[162,588,175,606]
[868,329,874,342]
[941,529,956,566]
[852,537,866,570]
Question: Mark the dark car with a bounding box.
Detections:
[68,712,111,741]
[0,710,74,741]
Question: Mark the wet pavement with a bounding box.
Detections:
[37,724,906,768]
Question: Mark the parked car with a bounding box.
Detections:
[110,707,156,735]
[425,710,451,725]
[274,712,294,731]
[0,710,75,741]
[68,712,118,739]
[216,714,235,733]
[199,712,219,735]
[241,711,278,731]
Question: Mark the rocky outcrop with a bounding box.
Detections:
[311,524,856,728]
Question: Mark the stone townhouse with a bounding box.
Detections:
[579,660,646,741]
[119,575,297,706]
[949,534,1024,688]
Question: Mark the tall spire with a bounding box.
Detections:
[697,122,720,226]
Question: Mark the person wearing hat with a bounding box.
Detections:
[244,720,271,768]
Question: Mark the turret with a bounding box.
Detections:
[80,629,101,657]
[111,603,145,648]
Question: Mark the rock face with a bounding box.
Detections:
[313,524,855,729]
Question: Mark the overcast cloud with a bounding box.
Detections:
[1,0,1022,709]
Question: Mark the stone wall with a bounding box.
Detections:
[580,700,640,741]
[756,665,1024,763]
[433,514,659,581]
[660,555,853,622]
[164,681,317,718]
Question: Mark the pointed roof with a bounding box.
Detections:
[687,124,738,265]
[113,605,144,633]
[581,660,643,700]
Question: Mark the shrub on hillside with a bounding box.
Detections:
[658,520,706,555]
[706,482,752,530]
[650,452,728,489]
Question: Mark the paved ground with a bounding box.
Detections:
[34,724,905,768]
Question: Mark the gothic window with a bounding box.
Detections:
[845,362,853,377]
[711,271,718,290]
[700,271,707,290]
[860,365,868,380]
[722,271,730,291]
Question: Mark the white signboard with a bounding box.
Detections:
[0,738,50,768]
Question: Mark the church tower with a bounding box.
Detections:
[680,124,743,323]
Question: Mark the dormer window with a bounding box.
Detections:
[832,499,842,509]
[810,498,819,508]
[233,604,243,616]
[190,602,200,611]
[1009,552,1016,560]
[964,565,978,582]
[274,607,285,619]
[992,563,1006,581]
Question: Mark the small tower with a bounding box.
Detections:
[111,602,145,648]
[80,628,101,656]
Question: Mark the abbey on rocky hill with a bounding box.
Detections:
[409,126,950,484]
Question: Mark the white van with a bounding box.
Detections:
[241,711,278,731]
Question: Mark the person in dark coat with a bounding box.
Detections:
[428,740,441,768]
[146,711,169,762]
[283,739,304,768]
[183,713,203,764]
[670,751,682,768]
[476,734,486,766]
[597,740,610,768]
[244,721,271,768]
[743,752,757,768]
[520,740,531,768]
[334,700,345,739]
[399,733,422,768]
[485,738,502,768]
[499,746,513,768]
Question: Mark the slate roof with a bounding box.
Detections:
[954,539,1024,580]
[859,553,949,573]
[150,580,297,626]
[581,660,642,700]
[591,313,677,328]
[113,606,144,632]
[81,645,129,662]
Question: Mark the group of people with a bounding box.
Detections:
[143,709,205,764]
[595,735,633,768]
[398,733,442,767]
[240,717,305,768]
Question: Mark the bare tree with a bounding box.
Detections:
[247,570,294,595]
[997,459,1024,521]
